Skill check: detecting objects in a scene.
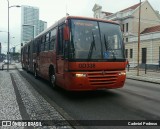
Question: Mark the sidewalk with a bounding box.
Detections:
[0,62,16,70]
[0,63,73,128]
[126,69,160,84]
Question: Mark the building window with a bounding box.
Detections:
[125,49,128,58]
[126,23,128,32]
[130,49,133,58]
[142,48,147,64]
[126,38,128,42]
[122,24,125,32]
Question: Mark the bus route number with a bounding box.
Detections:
[79,63,95,68]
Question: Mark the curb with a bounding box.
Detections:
[127,75,160,84]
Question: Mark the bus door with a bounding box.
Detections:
[56,24,65,86]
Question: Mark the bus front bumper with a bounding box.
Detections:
[64,71,126,91]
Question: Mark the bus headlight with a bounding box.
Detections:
[118,71,126,76]
[75,73,87,77]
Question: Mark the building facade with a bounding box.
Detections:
[92,0,160,67]
[126,26,160,66]
[21,5,47,43]
[38,20,47,34]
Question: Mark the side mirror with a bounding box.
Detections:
[63,26,70,41]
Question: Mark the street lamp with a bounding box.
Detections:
[7,0,20,71]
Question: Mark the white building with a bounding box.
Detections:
[126,25,160,67]
[92,0,160,67]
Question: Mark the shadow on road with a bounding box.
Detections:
[19,69,122,103]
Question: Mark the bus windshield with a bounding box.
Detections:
[69,19,125,60]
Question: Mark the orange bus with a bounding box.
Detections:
[21,16,127,91]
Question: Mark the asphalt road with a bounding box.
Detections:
[19,68,160,129]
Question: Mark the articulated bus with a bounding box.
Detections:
[21,16,127,91]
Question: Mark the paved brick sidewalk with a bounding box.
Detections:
[0,69,73,128]
[0,63,16,70]
[126,69,160,84]
[0,71,22,120]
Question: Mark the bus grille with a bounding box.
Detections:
[88,71,118,86]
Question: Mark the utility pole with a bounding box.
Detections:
[6,0,20,71]
[137,0,141,76]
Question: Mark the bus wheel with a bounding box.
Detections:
[50,72,56,89]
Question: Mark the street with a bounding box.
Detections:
[17,66,160,129]
[1,63,160,129]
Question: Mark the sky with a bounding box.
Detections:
[0,0,160,53]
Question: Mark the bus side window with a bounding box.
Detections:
[34,40,37,53]
[33,40,36,53]
[45,33,50,51]
[50,27,57,50]
[41,36,45,51]
[43,36,46,51]
[37,38,41,54]
[58,25,64,55]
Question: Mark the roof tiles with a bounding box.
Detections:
[141,25,160,34]
[120,2,141,12]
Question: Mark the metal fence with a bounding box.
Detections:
[127,61,160,73]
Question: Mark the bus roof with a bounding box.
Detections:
[34,16,119,39]
[66,16,119,25]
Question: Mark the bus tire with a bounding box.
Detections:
[49,67,57,89]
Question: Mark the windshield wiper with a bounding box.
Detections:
[104,34,108,51]
[104,34,116,59]
[88,32,96,59]
[69,35,75,59]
